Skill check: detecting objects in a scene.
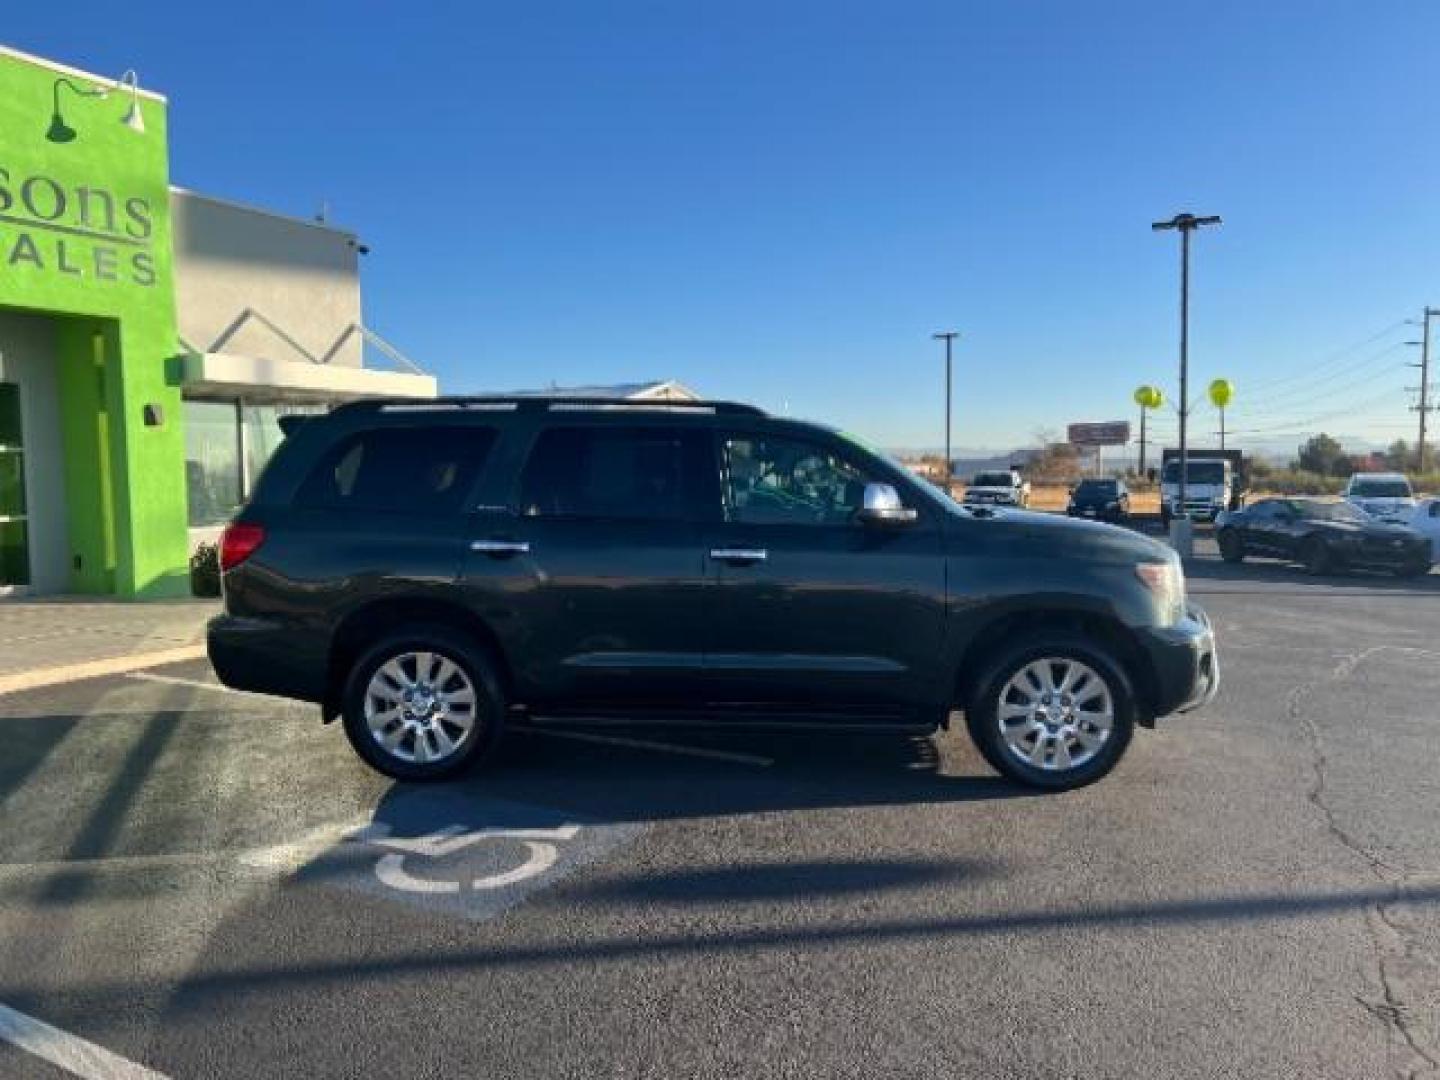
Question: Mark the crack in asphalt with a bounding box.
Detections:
[1287,646,1440,1080]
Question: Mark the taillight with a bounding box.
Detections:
[220,523,266,571]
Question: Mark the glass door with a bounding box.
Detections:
[0,384,28,589]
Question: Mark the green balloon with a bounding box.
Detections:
[1133,385,1163,409]
[1208,378,1234,408]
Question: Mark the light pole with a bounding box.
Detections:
[1208,378,1234,450]
[1133,385,1164,476]
[932,331,959,486]
[1151,212,1221,549]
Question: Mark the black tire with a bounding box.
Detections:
[1217,528,1245,564]
[341,625,506,782]
[1300,537,1332,576]
[964,633,1137,791]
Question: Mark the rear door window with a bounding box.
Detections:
[517,426,699,520]
[297,426,495,513]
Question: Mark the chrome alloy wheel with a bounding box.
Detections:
[364,651,478,765]
[996,658,1115,772]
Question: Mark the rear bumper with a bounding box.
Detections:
[208,614,327,703]
[1137,603,1219,719]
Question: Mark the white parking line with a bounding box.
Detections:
[126,671,274,700]
[0,1002,168,1079]
[514,726,773,766]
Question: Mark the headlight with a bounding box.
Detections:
[1135,560,1185,625]
[1105,500,1120,509]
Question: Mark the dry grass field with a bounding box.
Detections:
[949,483,1162,514]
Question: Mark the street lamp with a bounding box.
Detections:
[1151,212,1222,552]
[1133,385,1164,475]
[46,77,108,143]
[932,331,959,485]
[1208,378,1234,449]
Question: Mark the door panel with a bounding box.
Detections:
[703,432,946,716]
[458,424,714,708]
[463,515,709,705]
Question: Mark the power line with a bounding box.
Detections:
[1223,387,1404,435]
[1239,320,1408,396]
[1220,343,1407,420]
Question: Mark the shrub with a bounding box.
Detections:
[190,543,221,598]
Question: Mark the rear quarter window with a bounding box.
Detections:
[296,426,496,513]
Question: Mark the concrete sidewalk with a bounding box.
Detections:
[0,598,219,693]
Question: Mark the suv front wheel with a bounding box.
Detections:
[341,626,506,781]
[965,634,1136,791]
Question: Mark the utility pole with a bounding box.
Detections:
[1151,212,1221,550]
[932,331,959,487]
[1413,308,1436,471]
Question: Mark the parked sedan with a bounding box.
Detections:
[1067,478,1131,522]
[1216,497,1431,577]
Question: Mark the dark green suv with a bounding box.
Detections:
[208,397,1217,790]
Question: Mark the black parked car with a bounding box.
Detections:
[1216,497,1431,577]
[208,397,1218,791]
[1067,478,1131,523]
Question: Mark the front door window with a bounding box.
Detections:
[720,435,875,526]
[0,384,28,588]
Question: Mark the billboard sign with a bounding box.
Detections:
[1067,421,1131,447]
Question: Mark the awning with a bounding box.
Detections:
[181,350,437,404]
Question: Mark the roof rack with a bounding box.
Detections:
[336,395,767,417]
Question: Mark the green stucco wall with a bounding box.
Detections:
[0,50,187,597]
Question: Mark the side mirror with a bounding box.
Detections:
[856,482,918,526]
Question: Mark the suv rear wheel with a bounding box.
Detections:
[965,634,1136,791]
[341,626,506,781]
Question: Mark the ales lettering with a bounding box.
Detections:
[0,166,158,288]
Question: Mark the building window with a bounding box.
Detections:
[184,401,242,527]
[185,400,330,528]
[243,405,321,492]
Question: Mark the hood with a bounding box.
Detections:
[952,506,1169,562]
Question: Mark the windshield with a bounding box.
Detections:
[1075,480,1117,494]
[1295,500,1369,523]
[1350,479,1412,498]
[1162,461,1226,484]
[972,472,1014,487]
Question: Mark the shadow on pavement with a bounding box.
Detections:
[1186,555,1440,594]
[368,727,1034,833]
[559,857,998,905]
[31,881,1440,1015]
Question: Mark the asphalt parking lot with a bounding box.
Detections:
[1,549,1438,1078]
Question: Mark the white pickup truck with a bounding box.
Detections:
[962,469,1031,509]
[1343,472,1416,524]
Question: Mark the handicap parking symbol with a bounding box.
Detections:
[370,823,581,894]
[301,793,643,922]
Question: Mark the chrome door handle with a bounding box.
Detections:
[710,548,767,564]
[471,540,531,557]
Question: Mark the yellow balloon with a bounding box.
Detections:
[1208,378,1234,409]
[1133,385,1164,410]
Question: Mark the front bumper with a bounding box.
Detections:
[1166,502,1224,521]
[1137,602,1219,719]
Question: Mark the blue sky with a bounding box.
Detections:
[8,1,1440,453]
